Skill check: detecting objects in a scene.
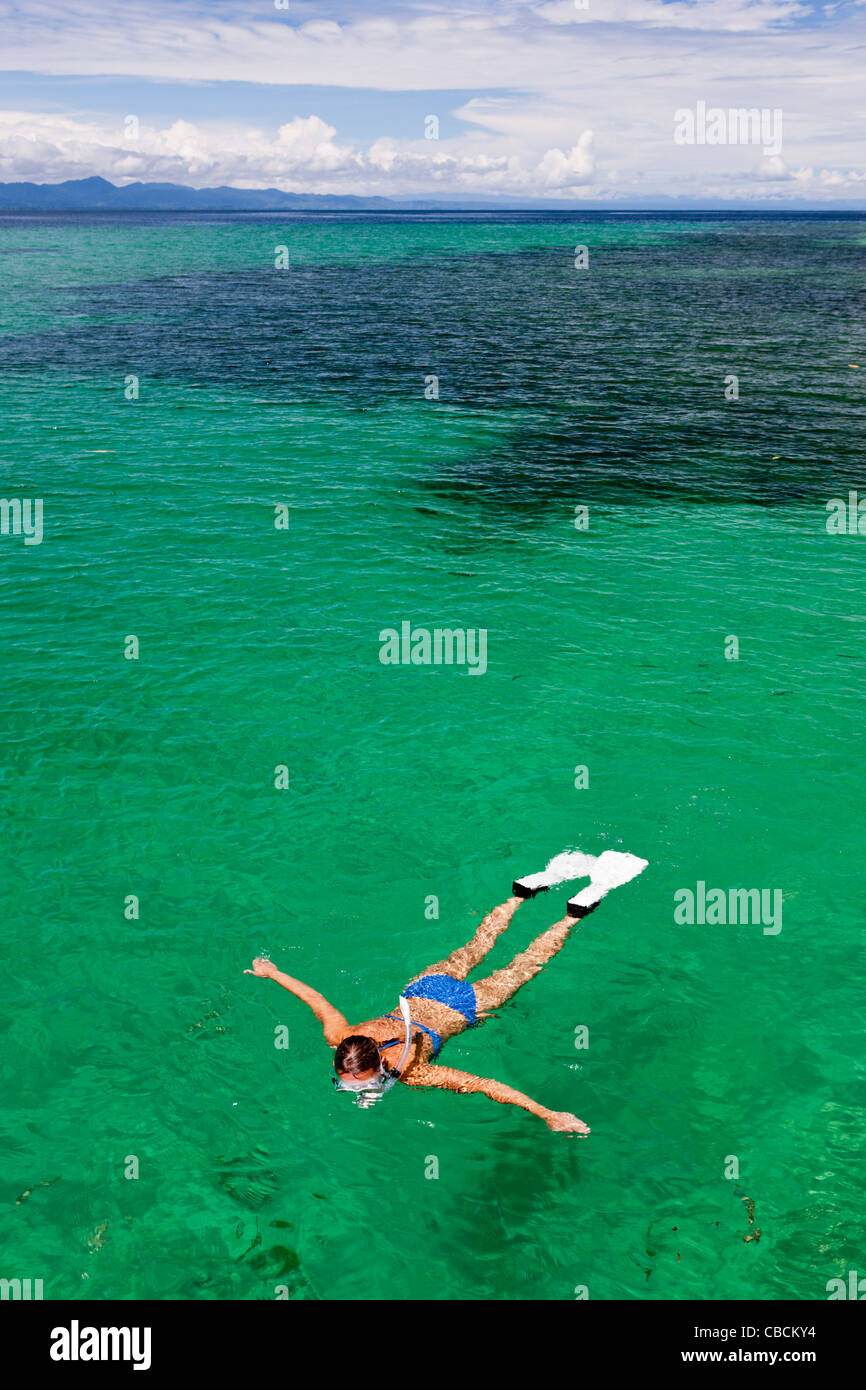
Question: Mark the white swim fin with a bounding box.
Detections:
[513,849,605,899]
[566,850,648,918]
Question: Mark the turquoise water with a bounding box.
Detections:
[1,212,865,1301]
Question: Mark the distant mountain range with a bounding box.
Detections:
[0,176,861,213]
[0,176,430,211]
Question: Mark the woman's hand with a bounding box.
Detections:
[545,1110,590,1135]
[244,957,277,979]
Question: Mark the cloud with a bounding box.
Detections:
[0,1,863,202]
[536,131,595,186]
[0,0,838,89]
[534,0,807,30]
[2,106,861,203]
[0,109,601,197]
[755,153,792,179]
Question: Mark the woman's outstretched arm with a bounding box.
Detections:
[402,1063,590,1134]
[244,957,349,1045]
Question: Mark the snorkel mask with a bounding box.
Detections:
[332,996,413,1108]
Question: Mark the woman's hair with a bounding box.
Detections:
[334,1035,380,1075]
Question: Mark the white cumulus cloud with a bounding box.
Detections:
[0,109,603,197]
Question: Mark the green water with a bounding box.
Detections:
[1,212,865,1301]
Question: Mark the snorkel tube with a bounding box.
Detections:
[338,995,414,1108]
[384,995,414,1081]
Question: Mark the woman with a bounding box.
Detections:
[244,851,646,1134]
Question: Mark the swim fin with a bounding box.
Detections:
[566,850,648,917]
[513,849,602,899]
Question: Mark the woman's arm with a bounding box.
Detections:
[244,957,349,1045]
[402,1063,590,1134]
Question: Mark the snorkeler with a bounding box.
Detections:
[245,849,647,1135]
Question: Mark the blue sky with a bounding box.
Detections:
[0,0,863,204]
[0,75,480,144]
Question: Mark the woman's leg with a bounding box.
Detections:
[473,914,573,1014]
[410,895,524,983]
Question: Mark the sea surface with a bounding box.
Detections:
[1,210,864,1301]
